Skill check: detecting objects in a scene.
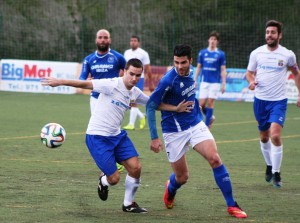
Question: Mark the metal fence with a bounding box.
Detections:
[1,0,300,68]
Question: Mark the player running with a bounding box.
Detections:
[246,20,300,188]
[146,44,247,219]
[42,58,192,213]
[193,31,227,128]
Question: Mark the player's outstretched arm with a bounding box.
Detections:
[146,99,164,153]
[158,100,193,112]
[41,77,93,89]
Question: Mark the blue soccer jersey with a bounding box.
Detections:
[79,49,126,98]
[149,66,203,133]
[197,48,226,83]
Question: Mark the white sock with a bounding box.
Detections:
[271,142,283,173]
[123,174,140,206]
[260,140,272,166]
[101,175,111,186]
[136,108,144,119]
[129,107,138,125]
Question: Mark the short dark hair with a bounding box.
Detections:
[131,35,140,42]
[173,44,192,59]
[125,58,143,71]
[209,31,220,41]
[265,20,282,34]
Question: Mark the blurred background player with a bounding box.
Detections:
[146,44,247,219]
[193,31,226,128]
[79,29,126,172]
[246,20,300,188]
[123,35,154,130]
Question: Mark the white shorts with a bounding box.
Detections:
[162,121,214,162]
[199,82,220,99]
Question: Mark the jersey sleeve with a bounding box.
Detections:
[197,50,203,64]
[220,51,226,66]
[149,76,170,107]
[247,50,257,72]
[92,78,117,94]
[134,88,149,105]
[143,51,150,65]
[287,50,297,67]
[117,54,126,70]
[79,56,91,80]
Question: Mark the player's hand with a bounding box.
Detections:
[150,138,164,153]
[221,83,226,94]
[194,81,198,88]
[176,100,194,112]
[41,77,59,87]
[149,83,155,92]
[297,97,300,107]
[248,81,258,90]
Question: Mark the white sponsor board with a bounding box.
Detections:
[216,68,298,103]
[0,59,79,94]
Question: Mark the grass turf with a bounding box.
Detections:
[1,91,300,223]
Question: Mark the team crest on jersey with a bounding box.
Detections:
[180,82,184,88]
[108,56,115,63]
[278,60,284,66]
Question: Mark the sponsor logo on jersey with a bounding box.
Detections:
[108,56,115,63]
[278,60,284,66]
[111,99,130,109]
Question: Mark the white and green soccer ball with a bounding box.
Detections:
[40,123,66,148]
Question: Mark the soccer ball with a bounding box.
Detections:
[40,123,66,148]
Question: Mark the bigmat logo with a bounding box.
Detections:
[2,62,52,81]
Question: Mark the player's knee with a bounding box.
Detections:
[271,134,281,146]
[127,163,142,177]
[260,137,269,143]
[107,173,120,185]
[207,153,222,168]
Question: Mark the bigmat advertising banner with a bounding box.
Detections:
[0,59,79,94]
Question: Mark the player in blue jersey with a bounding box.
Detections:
[246,20,300,188]
[79,29,126,173]
[79,29,127,113]
[193,31,227,128]
[146,44,247,219]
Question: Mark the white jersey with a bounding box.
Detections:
[247,44,297,101]
[86,77,149,136]
[124,48,150,78]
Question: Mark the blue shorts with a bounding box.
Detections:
[85,130,139,176]
[253,97,287,131]
[136,78,144,91]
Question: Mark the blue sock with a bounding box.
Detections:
[168,173,181,196]
[213,164,235,207]
[205,107,213,127]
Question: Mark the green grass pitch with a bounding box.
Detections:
[1,91,300,223]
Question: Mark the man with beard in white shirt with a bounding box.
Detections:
[246,20,300,188]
